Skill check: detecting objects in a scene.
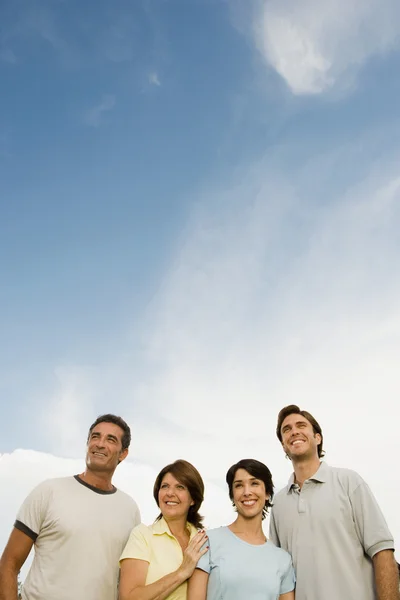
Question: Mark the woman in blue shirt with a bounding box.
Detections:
[188,459,295,600]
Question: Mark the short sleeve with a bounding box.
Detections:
[195,541,211,574]
[350,481,394,558]
[120,524,152,564]
[279,551,296,594]
[15,480,51,541]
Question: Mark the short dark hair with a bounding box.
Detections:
[226,458,274,520]
[153,460,205,529]
[88,414,131,451]
[276,405,325,458]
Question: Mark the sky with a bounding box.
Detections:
[1,0,400,563]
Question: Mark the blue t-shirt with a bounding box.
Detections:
[197,527,295,599]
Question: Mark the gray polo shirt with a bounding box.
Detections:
[269,462,394,600]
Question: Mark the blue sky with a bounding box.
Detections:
[1,0,400,553]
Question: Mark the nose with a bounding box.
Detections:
[94,437,106,448]
[243,484,252,496]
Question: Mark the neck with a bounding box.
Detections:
[164,516,189,538]
[230,514,265,538]
[292,456,321,488]
[80,469,114,491]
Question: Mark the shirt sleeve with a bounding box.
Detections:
[15,480,51,542]
[350,481,394,558]
[279,552,296,594]
[196,541,211,574]
[268,509,280,547]
[120,524,152,564]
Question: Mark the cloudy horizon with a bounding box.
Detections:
[1,0,399,570]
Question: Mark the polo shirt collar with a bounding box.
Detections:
[152,516,198,540]
[286,461,328,492]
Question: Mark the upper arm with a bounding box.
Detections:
[187,568,209,600]
[0,528,34,573]
[119,558,149,599]
[350,481,394,557]
[279,591,295,600]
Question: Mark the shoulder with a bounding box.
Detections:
[267,541,292,562]
[26,476,73,497]
[325,465,365,493]
[273,485,288,501]
[206,527,228,541]
[115,488,140,507]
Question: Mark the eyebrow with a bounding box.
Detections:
[233,477,258,484]
[90,432,119,442]
[282,419,308,429]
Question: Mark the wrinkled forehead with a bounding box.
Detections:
[89,421,124,441]
[281,413,312,431]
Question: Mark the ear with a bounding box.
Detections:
[118,448,129,464]
[190,500,195,506]
[315,433,322,446]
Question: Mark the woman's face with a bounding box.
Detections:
[231,468,268,519]
[158,472,194,521]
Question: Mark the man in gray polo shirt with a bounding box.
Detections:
[0,413,141,600]
[269,404,399,600]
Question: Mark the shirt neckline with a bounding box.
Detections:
[74,474,117,495]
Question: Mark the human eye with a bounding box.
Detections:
[252,480,260,486]
[160,483,169,489]
[177,484,185,490]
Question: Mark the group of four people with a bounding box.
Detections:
[0,405,398,599]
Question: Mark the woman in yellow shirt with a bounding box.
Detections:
[119,460,208,600]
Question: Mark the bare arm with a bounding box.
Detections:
[187,568,209,600]
[373,550,400,600]
[279,591,295,600]
[0,529,34,600]
[119,531,208,600]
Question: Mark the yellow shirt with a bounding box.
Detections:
[120,517,198,600]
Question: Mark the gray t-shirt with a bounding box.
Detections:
[269,462,394,600]
[15,475,141,600]
[196,526,295,599]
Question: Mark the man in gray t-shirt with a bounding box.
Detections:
[270,404,400,600]
[0,413,141,600]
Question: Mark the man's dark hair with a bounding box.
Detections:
[88,414,131,451]
[226,458,274,520]
[153,460,205,529]
[276,404,325,458]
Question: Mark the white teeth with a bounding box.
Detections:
[243,500,256,506]
[166,502,178,505]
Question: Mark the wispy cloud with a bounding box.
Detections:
[37,133,400,554]
[252,0,400,95]
[148,71,161,87]
[84,94,116,127]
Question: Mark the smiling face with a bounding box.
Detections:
[280,413,322,461]
[85,421,128,474]
[158,472,194,522]
[231,468,269,520]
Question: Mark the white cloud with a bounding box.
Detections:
[148,71,161,86]
[0,449,232,579]
[252,0,400,94]
[84,94,116,127]
[32,138,400,560]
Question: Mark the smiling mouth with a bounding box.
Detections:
[291,439,305,446]
[242,500,257,506]
[165,501,179,506]
[93,452,107,457]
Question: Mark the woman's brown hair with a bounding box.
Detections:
[153,459,205,529]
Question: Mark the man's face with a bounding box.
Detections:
[280,413,321,461]
[86,421,128,473]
